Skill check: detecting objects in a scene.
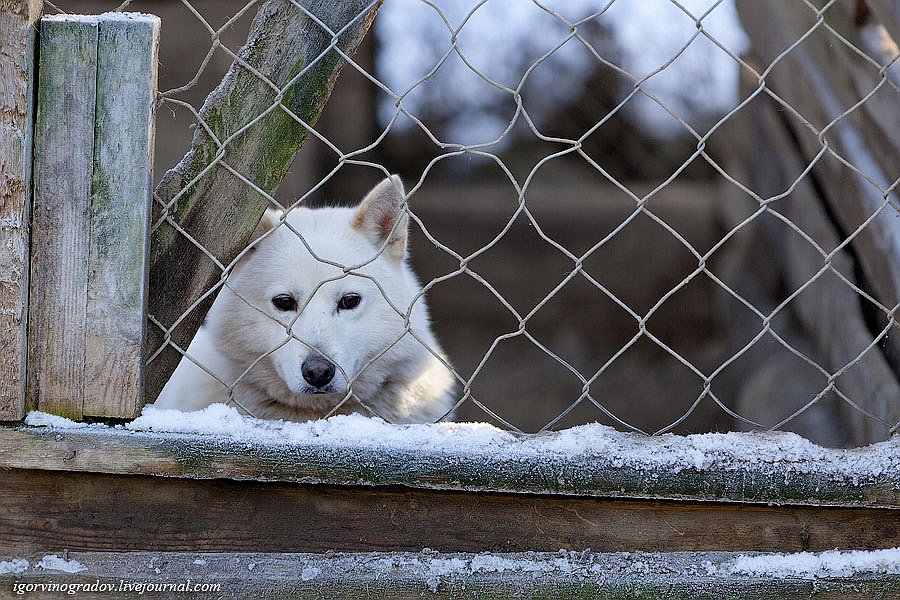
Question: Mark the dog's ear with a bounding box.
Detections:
[248,207,283,247]
[352,174,408,260]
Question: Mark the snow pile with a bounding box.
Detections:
[35,555,86,574]
[122,403,898,479]
[0,559,28,575]
[724,548,900,579]
[25,412,93,430]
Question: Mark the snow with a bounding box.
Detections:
[25,412,93,429]
[0,559,28,575]
[43,12,158,24]
[23,403,900,485]
[35,555,86,574]
[300,566,321,581]
[723,548,900,579]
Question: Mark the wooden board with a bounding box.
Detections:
[0,0,42,421]
[27,17,100,421]
[737,66,900,446]
[1,551,897,599]
[0,424,898,508]
[84,16,159,418]
[1,468,899,556]
[736,0,900,438]
[146,0,382,402]
[28,14,158,420]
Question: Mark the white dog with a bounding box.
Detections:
[154,175,457,423]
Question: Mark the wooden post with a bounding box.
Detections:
[0,0,42,421]
[146,0,382,402]
[28,14,158,420]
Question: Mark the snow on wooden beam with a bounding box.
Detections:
[3,410,899,508]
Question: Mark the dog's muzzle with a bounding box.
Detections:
[301,355,336,390]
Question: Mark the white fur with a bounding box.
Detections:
[154,176,457,423]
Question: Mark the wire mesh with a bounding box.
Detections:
[46,0,900,446]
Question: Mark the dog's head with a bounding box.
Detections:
[210,175,423,407]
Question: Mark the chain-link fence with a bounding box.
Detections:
[46,0,900,447]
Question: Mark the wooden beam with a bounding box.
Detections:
[27,16,100,421]
[0,424,898,507]
[0,0,42,421]
[1,551,898,599]
[1,468,899,556]
[146,0,382,402]
[84,15,159,418]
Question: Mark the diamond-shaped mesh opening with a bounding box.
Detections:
[45,0,900,447]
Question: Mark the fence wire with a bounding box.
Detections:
[49,0,900,445]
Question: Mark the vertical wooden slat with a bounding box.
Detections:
[84,16,159,418]
[28,17,99,420]
[0,0,42,421]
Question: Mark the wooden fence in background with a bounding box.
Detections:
[731,0,900,446]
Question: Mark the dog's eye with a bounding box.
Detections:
[271,295,297,312]
[337,293,361,311]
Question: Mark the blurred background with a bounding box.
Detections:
[46,0,900,445]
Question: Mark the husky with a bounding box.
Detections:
[154,175,457,423]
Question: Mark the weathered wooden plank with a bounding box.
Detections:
[147,0,382,402]
[737,0,900,434]
[739,66,899,445]
[0,468,899,555]
[27,17,100,421]
[740,0,900,312]
[1,424,898,507]
[84,15,159,418]
[0,0,42,421]
[1,551,898,599]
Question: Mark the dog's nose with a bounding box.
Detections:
[301,355,335,388]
